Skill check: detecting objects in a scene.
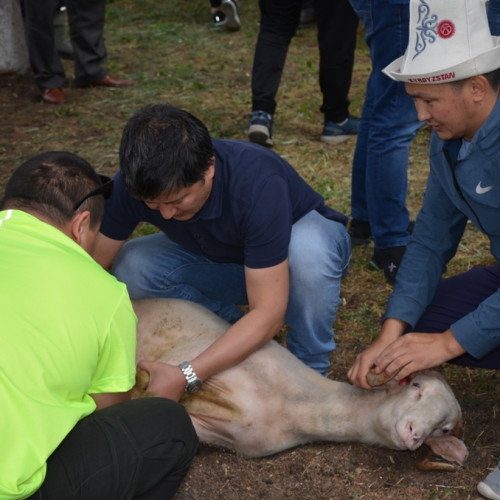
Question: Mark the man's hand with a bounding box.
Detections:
[137,360,187,402]
[372,329,466,382]
[348,318,406,389]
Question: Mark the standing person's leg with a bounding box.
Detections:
[363,0,420,249]
[113,233,248,324]
[27,398,198,500]
[487,0,500,35]
[315,0,360,144]
[349,71,374,242]
[23,0,67,89]
[285,211,351,375]
[348,0,373,243]
[248,0,302,147]
[349,0,421,283]
[413,266,500,369]
[65,0,107,86]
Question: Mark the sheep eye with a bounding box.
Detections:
[412,382,420,388]
[442,428,449,434]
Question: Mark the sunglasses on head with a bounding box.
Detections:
[72,174,114,212]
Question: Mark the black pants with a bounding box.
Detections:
[23,0,108,89]
[414,266,500,370]
[251,0,359,122]
[26,398,198,500]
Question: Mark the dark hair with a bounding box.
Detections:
[0,151,105,228]
[119,104,215,200]
[449,68,500,92]
[484,67,500,91]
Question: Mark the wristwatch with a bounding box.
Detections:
[178,361,203,393]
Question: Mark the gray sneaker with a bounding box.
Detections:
[248,111,273,147]
[321,115,360,144]
[478,463,500,500]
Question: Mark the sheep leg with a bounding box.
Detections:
[415,448,458,472]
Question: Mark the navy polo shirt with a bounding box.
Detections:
[100,139,347,269]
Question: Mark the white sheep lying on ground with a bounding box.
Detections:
[132,298,468,467]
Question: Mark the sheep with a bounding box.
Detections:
[132,298,468,467]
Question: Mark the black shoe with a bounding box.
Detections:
[370,246,407,285]
[213,10,227,27]
[348,219,371,245]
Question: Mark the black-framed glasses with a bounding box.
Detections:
[72,174,114,211]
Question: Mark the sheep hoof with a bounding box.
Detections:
[366,368,399,387]
[131,368,155,399]
[415,458,458,472]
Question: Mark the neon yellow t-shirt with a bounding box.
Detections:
[0,210,137,500]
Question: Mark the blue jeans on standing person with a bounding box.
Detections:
[113,210,351,375]
[348,0,422,249]
[488,0,500,35]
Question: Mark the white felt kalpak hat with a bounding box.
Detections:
[383,0,500,83]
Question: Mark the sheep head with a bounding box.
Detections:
[370,370,468,466]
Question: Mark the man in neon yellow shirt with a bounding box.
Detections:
[0,152,198,500]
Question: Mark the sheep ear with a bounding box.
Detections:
[423,435,469,465]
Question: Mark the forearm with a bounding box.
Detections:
[379,317,407,343]
[90,390,131,410]
[191,307,283,382]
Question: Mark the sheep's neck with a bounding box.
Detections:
[288,377,389,443]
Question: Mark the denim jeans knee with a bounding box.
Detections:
[285,211,351,375]
[113,233,247,323]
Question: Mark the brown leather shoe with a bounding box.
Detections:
[77,75,134,88]
[41,88,66,105]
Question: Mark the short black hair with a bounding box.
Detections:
[484,67,500,91]
[0,151,105,228]
[119,104,215,200]
[449,68,500,92]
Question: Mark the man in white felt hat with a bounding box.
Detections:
[348,0,500,497]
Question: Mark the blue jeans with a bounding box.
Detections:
[348,0,422,249]
[114,210,351,375]
[488,0,500,35]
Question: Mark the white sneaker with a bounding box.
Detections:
[478,464,500,500]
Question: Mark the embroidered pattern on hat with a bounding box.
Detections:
[413,0,438,60]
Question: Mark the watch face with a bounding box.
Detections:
[187,378,203,393]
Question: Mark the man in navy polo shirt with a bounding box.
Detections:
[95,104,351,401]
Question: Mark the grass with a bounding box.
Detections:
[1,0,496,349]
[2,0,496,357]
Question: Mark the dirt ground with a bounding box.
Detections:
[172,355,500,500]
[1,2,499,497]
